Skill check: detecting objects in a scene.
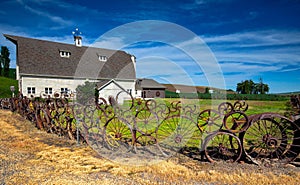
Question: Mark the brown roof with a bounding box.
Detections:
[163,84,199,93]
[4,34,136,80]
[163,84,236,94]
[136,78,166,90]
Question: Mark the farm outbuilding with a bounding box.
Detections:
[135,78,166,99]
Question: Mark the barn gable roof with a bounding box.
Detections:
[4,34,136,80]
[97,79,127,92]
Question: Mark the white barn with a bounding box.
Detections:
[4,34,136,101]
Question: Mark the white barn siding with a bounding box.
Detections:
[21,76,87,97]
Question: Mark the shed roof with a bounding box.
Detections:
[135,78,166,90]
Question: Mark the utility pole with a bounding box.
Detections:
[259,77,263,94]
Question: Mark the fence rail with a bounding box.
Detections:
[1,95,299,165]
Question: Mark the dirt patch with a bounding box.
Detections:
[0,109,299,185]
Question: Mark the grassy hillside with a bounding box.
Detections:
[0,76,18,98]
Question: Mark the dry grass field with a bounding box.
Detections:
[1,109,300,185]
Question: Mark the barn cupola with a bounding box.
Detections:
[72,28,82,47]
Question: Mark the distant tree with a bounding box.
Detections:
[0,46,10,77]
[0,48,2,76]
[256,78,269,94]
[75,81,98,105]
[204,87,210,94]
[236,79,269,94]
[236,80,255,94]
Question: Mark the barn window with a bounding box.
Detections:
[98,55,107,62]
[27,87,36,94]
[61,88,68,93]
[60,50,71,58]
[45,87,53,94]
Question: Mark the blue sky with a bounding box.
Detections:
[0,0,299,93]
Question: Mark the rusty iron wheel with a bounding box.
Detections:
[223,111,249,133]
[155,115,200,157]
[218,102,234,115]
[240,113,300,165]
[103,117,133,150]
[197,109,222,134]
[233,100,248,112]
[203,131,242,163]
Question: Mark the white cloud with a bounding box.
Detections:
[121,36,225,88]
[219,62,280,74]
[89,37,126,50]
[137,56,196,85]
[203,30,300,47]
[17,0,73,29]
[201,29,300,74]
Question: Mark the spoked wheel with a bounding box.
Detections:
[81,109,106,148]
[223,111,249,133]
[203,131,242,163]
[36,108,48,130]
[197,109,222,134]
[134,110,159,145]
[240,113,300,165]
[156,115,199,157]
[218,102,233,115]
[233,100,248,112]
[103,117,133,151]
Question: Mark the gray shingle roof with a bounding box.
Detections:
[4,34,136,80]
[135,78,166,90]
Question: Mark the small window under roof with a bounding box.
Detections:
[98,55,107,62]
[59,50,71,58]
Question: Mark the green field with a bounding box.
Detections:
[162,98,288,116]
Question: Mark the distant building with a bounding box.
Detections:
[4,33,136,101]
[135,78,166,99]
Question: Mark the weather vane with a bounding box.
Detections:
[72,28,82,37]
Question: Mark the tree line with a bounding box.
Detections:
[236,79,269,94]
[0,46,11,77]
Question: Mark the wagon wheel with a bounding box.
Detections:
[134,110,159,147]
[103,117,133,151]
[218,102,233,115]
[223,111,249,133]
[203,131,242,163]
[83,105,97,124]
[35,108,47,130]
[71,103,84,120]
[155,115,199,157]
[197,109,222,134]
[233,100,248,112]
[240,113,300,165]
[284,121,300,163]
[80,106,106,148]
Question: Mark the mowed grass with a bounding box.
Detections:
[163,98,288,116]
